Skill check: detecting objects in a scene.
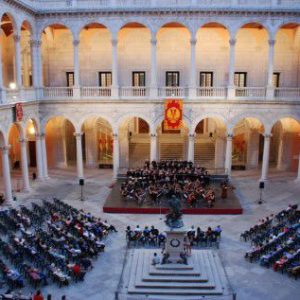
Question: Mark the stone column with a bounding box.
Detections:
[113,133,119,179]
[189,38,197,98]
[74,132,84,179]
[111,38,119,98]
[1,146,13,202]
[35,134,44,180]
[295,152,300,181]
[41,134,49,179]
[150,133,157,162]
[31,39,43,98]
[188,134,195,163]
[73,39,80,99]
[19,139,30,192]
[0,38,5,103]
[227,38,236,99]
[260,134,271,181]
[225,134,233,176]
[150,37,158,98]
[14,34,22,88]
[266,39,276,99]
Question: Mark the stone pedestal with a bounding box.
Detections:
[165,227,187,263]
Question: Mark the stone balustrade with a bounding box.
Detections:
[2,86,300,103]
[15,0,300,11]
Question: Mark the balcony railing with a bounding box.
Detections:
[81,87,111,98]
[235,87,266,99]
[2,86,300,104]
[274,88,300,99]
[120,87,148,98]
[16,0,300,11]
[196,87,227,99]
[43,87,74,99]
[158,87,187,98]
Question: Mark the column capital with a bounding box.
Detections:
[13,34,21,43]
[74,132,83,138]
[264,133,272,139]
[227,133,233,139]
[19,138,28,144]
[0,145,11,153]
[229,39,236,47]
[73,40,80,47]
[30,39,42,48]
[268,39,276,47]
[112,133,118,138]
[111,38,118,46]
[190,38,197,46]
[35,133,45,139]
[150,38,157,46]
[189,133,195,138]
[150,133,157,138]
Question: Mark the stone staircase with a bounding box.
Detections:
[129,143,150,168]
[122,249,229,299]
[159,143,184,161]
[194,142,215,168]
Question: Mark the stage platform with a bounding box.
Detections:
[103,180,243,215]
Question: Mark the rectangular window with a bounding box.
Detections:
[166,71,180,87]
[66,72,74,87]
[99,72,112,87]
[234,72,247,87]
[132,72,146,87]
[273,72,280,88]
[200,72,213,87]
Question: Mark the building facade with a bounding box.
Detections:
[0,0,300,201]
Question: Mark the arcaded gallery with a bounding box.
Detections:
[0,1,299,300]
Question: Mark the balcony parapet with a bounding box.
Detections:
[13,0,300,13]
[2,86,300,104]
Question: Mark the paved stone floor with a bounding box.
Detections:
[0,167,300,300]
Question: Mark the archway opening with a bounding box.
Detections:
[41,24,73,87]
[194,117,227,170]
[157,120,188,161]
[45,117,76,173]
[196,23,230,89]
[21,20,32,87]
[270,118,300,176]
[81,117,113,169]
[119,117,150,168]
[79,23,111,88]
[232,117,264,170]
[1,13,16,88]
[235,23,269,89]
[157,22,191,88]
[274,23,300,91]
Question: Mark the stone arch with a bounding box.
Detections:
[192,114,227,133]
[155,20,192,37]
[233,20,272,39]
[1,12,17,32]
[42,115,78,133]
[274,21,300,37]
[78,21,111,36]
[115,113,152,134]
[38,21,75,39]
[228,114,268,134]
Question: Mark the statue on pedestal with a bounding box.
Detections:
[165,195,184,229]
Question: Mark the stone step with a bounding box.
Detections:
[134,251,214,289]
[142,251,208,283]
[127,249,225,296]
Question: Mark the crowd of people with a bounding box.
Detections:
[243,204,300,279]
[125,224,222,249]
[0,198,117,299]
[120,160,232,208]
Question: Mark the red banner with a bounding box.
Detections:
[164,99,183,130]
[15,103,23,122]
